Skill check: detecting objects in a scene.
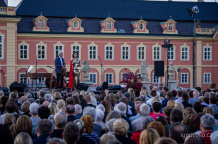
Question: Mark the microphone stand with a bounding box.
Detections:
[98,56,104,85]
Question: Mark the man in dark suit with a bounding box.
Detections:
[54,51,65,89]
[65,104,78,122]
[66,87,72,97]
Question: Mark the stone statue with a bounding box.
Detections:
[169,61,175,80]
[81,60,91,81]
[140,60,149,81]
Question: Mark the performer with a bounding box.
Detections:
[69,52,80,90]
[54,51,65,89]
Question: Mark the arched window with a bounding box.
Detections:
[169,23,173,31]
[139,23,144,30]
[39,19,44,28]
[107,21,111,29]
[73,21,78,28]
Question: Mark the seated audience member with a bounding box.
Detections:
[154,137,177,144]
[65,104,77,122]
[130,103,141,122]
[175,90,184,103]
[182,93,192,108]
[194,102,203,113]
[189,90,199,106]
[155,115,169,126]
[14,132,33,144]
[184,134,205,144]
[94,109,105,129]
[21,101,31,117]
[189,113,205,134]
[38,106,50,119]
[132,103,150,132]
[123,92,136,115]
[0,124,14,144]
[100,134,116,144]
[9,92,21,107]
[0,96,8,115]
[209,95,218,114]
[167,99,175,108]
[74,104,83,119]
[96,104,107,122]
[83,95,96,108]
[147,121,165,137]
[0,101,19,124]
[83,106,102,137]
[171,90,178,100]
[113,118,136,144]
[29,103,41,136]
[45,94,52,102]
[131,116,154,144]
[151,101,165,120]
[162,92,173,108]
[146,90,157,105]
[57,99,65,113]
[48,102,59,122]
[63,122,80,144]
[116,102,132,132]
[66,87,72,97]
[200,114,215,144]
[33,119,52,144]
[169,122,188,144]
[16,115,34,138]
[50,112,67,139]
[211,131,218,144]
[78,115,100,144]
[163,106,172,124]
[139,128,160,144]
[47,138,66,144]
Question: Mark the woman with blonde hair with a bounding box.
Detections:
[140,91,147,102]
[48,102,59,122]
[100,133,116,144]
[54,92,61,101]
[167,99,175,108]
[109,93,116,107]
[175,102,185,113]
[128,88,135,103]
[14,132,32,144]
[57,99,65,113]
[139,128,160,144]
[203,107,214,115]
[80,90,86,96]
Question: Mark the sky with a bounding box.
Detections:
[7,0,218,7]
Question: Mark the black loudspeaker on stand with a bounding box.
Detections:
[76,83,89,91]
[154,61,164,77]
[9,81,25,92]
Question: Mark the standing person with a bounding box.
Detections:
[69,52,80,90]
[54,51,65,89]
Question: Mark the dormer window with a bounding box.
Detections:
[39,20,44,28]
[131,18,149,34]
[33,13,50,32]
[107,21,112,30]
[67,15,84,32]
[139,23,144,31]
[169,23,173,31]
[100,15,117,33]
[73,21,79,29]
[160,16,178,34]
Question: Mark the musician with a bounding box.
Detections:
[54,51,65,89]
[68,52,80,90]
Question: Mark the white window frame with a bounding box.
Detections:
[72,45,81,59]
[105,45,114,60]
[121,46,130,60]
[89,73,97,84]
[203,46,212,60]
[19,73,27,84]
[153,73,160,84]
[19,44,29,59]
[89,45,97,60]
[139,23,144,31]
[153,46,161,60]
[107,21,111,30]
[204,73,211,84]
[73,21,79,29]
[105,73,113,84]
[169,23,173,31]
[0,35,3,59]
[181,46,189,60]
[54,45,63,58]
[168,46,175,60]
[37,45,46,59]
[39,19,44,28]
[137,46,146,60]
[181,73,188,84]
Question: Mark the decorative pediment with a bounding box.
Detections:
[196,28,216,35]
[160,16,178,34]
[33,13,50,32]
[67,15,84,32]
[100,15,117,33]
[131,18,149,34]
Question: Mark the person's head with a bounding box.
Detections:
[9,92,18,100]
[58,51,63,57]
[5,101,18,113]
[152,101,162,113]
[140,103,150,116]
[100,134,116,144]
[170,109,183,123]
[72,51,79,58]
[174,102,185,113]
[83,95,92,103]
[95,109,104,121]
[189,113,205,132]
[47,138,66,144]
[105,110,121,122]
[4,113,16,126]
[113,118,129,136]
[210,83,217,89]
[38,106,50,119]
[74,104,82,114]
[39,97,45,105]
[73,119,85,136]
[81,115,93,134]
[198,96,204,103]
[16,115,32,136]
[165,92,172,99]
[72,96,80,105]
[147,121,165,137]
[57,99,65,113]
[193,101,202,113]
[66,87,72,95]
[48,102,58,115]
[169,122,188,143]
[184,134,205,144]
[182,93,189,101]
[200,114,215,131]
[184,107,196,118]
[96,104,106,113]
[139,128,160,144]
[29,103,40,116]
[203,107,214,115]
[109,93,116,105]
[42,101,50,107]
[0,124,14,144]
[65,104,75,115]
[38,90,46,98]
[163,106,172,118]
[0,90,4,96]
[123,92,130,100]
[54,112,67,129]
[116,102,126,115]
[20,96,28,104]
[101,100,109,114]
[150,90,157,97]
[21,101,30,114]
[211,130,218,144]
[172,90,177,97]
[209,95,217,104]
[54,92,61,100]
[1,95,8,106]
[203,97,209,104]
[177,90,184,97]
[167,99,175,108]
[135,103,142,113]
[188,90,194,98]
[104,96,112,111]
[66,97,74,105]
[83,106,96,121]
[28,98,35,104]
[45,94,52,102]
[154,137,177,144]
[14,132,32,144]
[63,122,79,144]
[37,119,52,136]
[155,115,169,125]
[163,87,169,93]
[142,116,154,129]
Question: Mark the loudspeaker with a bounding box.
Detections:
[96,85,121,91]
[76,83,89,91]
[154,61,164,77]
[9,81,25,92]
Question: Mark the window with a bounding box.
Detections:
[55,45,63,58]
[204,73,211,83]
[181,73,188,84]
[153,73,160,84]
[122,46,129,60]
[204,47,211,60]
[39,20,44,28]
[138,46,145,60]
[105,46,113,60]
[89,73,97,84]
[72,45,80,59]
[106,73,113,84]
[0,35,3,58]
[139,23,144,30]
[37,45,46,59]
[153,46,161,60]
[19,45,28,59]
[73,21,78,28]
[89,46,97,59]
[181,47,189,60]
[169,23,173,31]
[107,21,111,29]
[19,73,27,84]
[168,47,174,60]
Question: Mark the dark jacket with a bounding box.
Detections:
[77,132,99,144]
[67,115,78,122]
[50,129,64,139]
[129,101,136,116]
[55,56,65,73]
[115,134,137,144]
[121,115,132,132]
[75,113,83,119]
[33,134,50,144]
[182,101,192,109]
[93,123,102,137]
